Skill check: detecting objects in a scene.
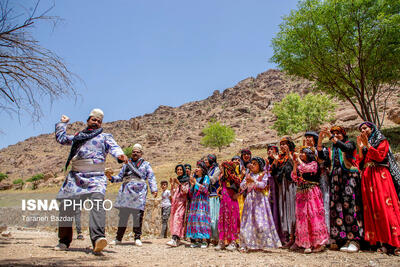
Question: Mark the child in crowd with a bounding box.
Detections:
[239,157,281,252]
[291,147,328,253]
[160,180,171,238]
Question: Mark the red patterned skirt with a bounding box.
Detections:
[295,184,329,248]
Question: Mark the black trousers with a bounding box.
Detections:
[74,208,82,234]
[160,206,171,238]
[116,207,144,240]
[58,192,105,247]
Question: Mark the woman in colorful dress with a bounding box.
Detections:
[166,164,190,247]
[216,160,241,251]
[232,155,246,218]
[291,147,329,253]
[357,122,400,255]
[270,137,296,248]
[266,144,282,241]
[206,154,221,245]
[306,131,330,232]
[183,163,192,240]
[318,126,363,252]
[239,157,281,252]
[186,161,211,248]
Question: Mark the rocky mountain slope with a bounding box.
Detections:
[0,69,398,182]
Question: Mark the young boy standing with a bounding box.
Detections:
[160,180,171,238]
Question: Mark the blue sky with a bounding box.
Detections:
[0,0,299,149]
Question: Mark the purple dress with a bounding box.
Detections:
[239,172,282,250]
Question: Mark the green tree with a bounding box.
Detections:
[271,0,400,128]
[272,93,336,136]
[201,120,235,152]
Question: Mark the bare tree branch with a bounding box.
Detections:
[0,0,79,122]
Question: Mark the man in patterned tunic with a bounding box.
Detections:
[107,143,158,247]
[54,108,128,253]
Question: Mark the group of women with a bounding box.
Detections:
[165,122,400,255]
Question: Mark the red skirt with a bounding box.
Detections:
[361,165,400,247]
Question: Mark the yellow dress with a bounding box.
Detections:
[238,194,245,219]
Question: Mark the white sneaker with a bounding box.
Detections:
[214,244,221,251]
[93,237,107,252]
[214,242,224,251]
[340,244,349,252]
[346,242,359,253]
[200,242,208,249]
[226,242,237,251]
[190,242,200,248]
[304,248,312,254]
[54,243,67,251]
[109,239,122,245]
[166,239,178,247]
[135,239,143,247]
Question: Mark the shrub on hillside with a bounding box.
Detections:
[13,179,24,185]
[26,173,44,183]
[0,173,7,182]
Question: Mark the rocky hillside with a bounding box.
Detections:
[0,69,399,182]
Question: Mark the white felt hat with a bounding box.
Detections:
[132,143,143,152]
[89,108,104,119]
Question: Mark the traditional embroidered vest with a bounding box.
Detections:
[329,142,359,174]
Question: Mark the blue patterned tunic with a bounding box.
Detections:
[186,175,211,239]
[55,122,124,199]
[111,159,157,211]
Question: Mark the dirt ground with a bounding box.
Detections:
[0,229,399,267]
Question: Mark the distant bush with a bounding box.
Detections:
[13,179,24,185]
[123,146,133,157]
[0,173,7,182]
[26,173,44,183]
[201,119,235,152]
